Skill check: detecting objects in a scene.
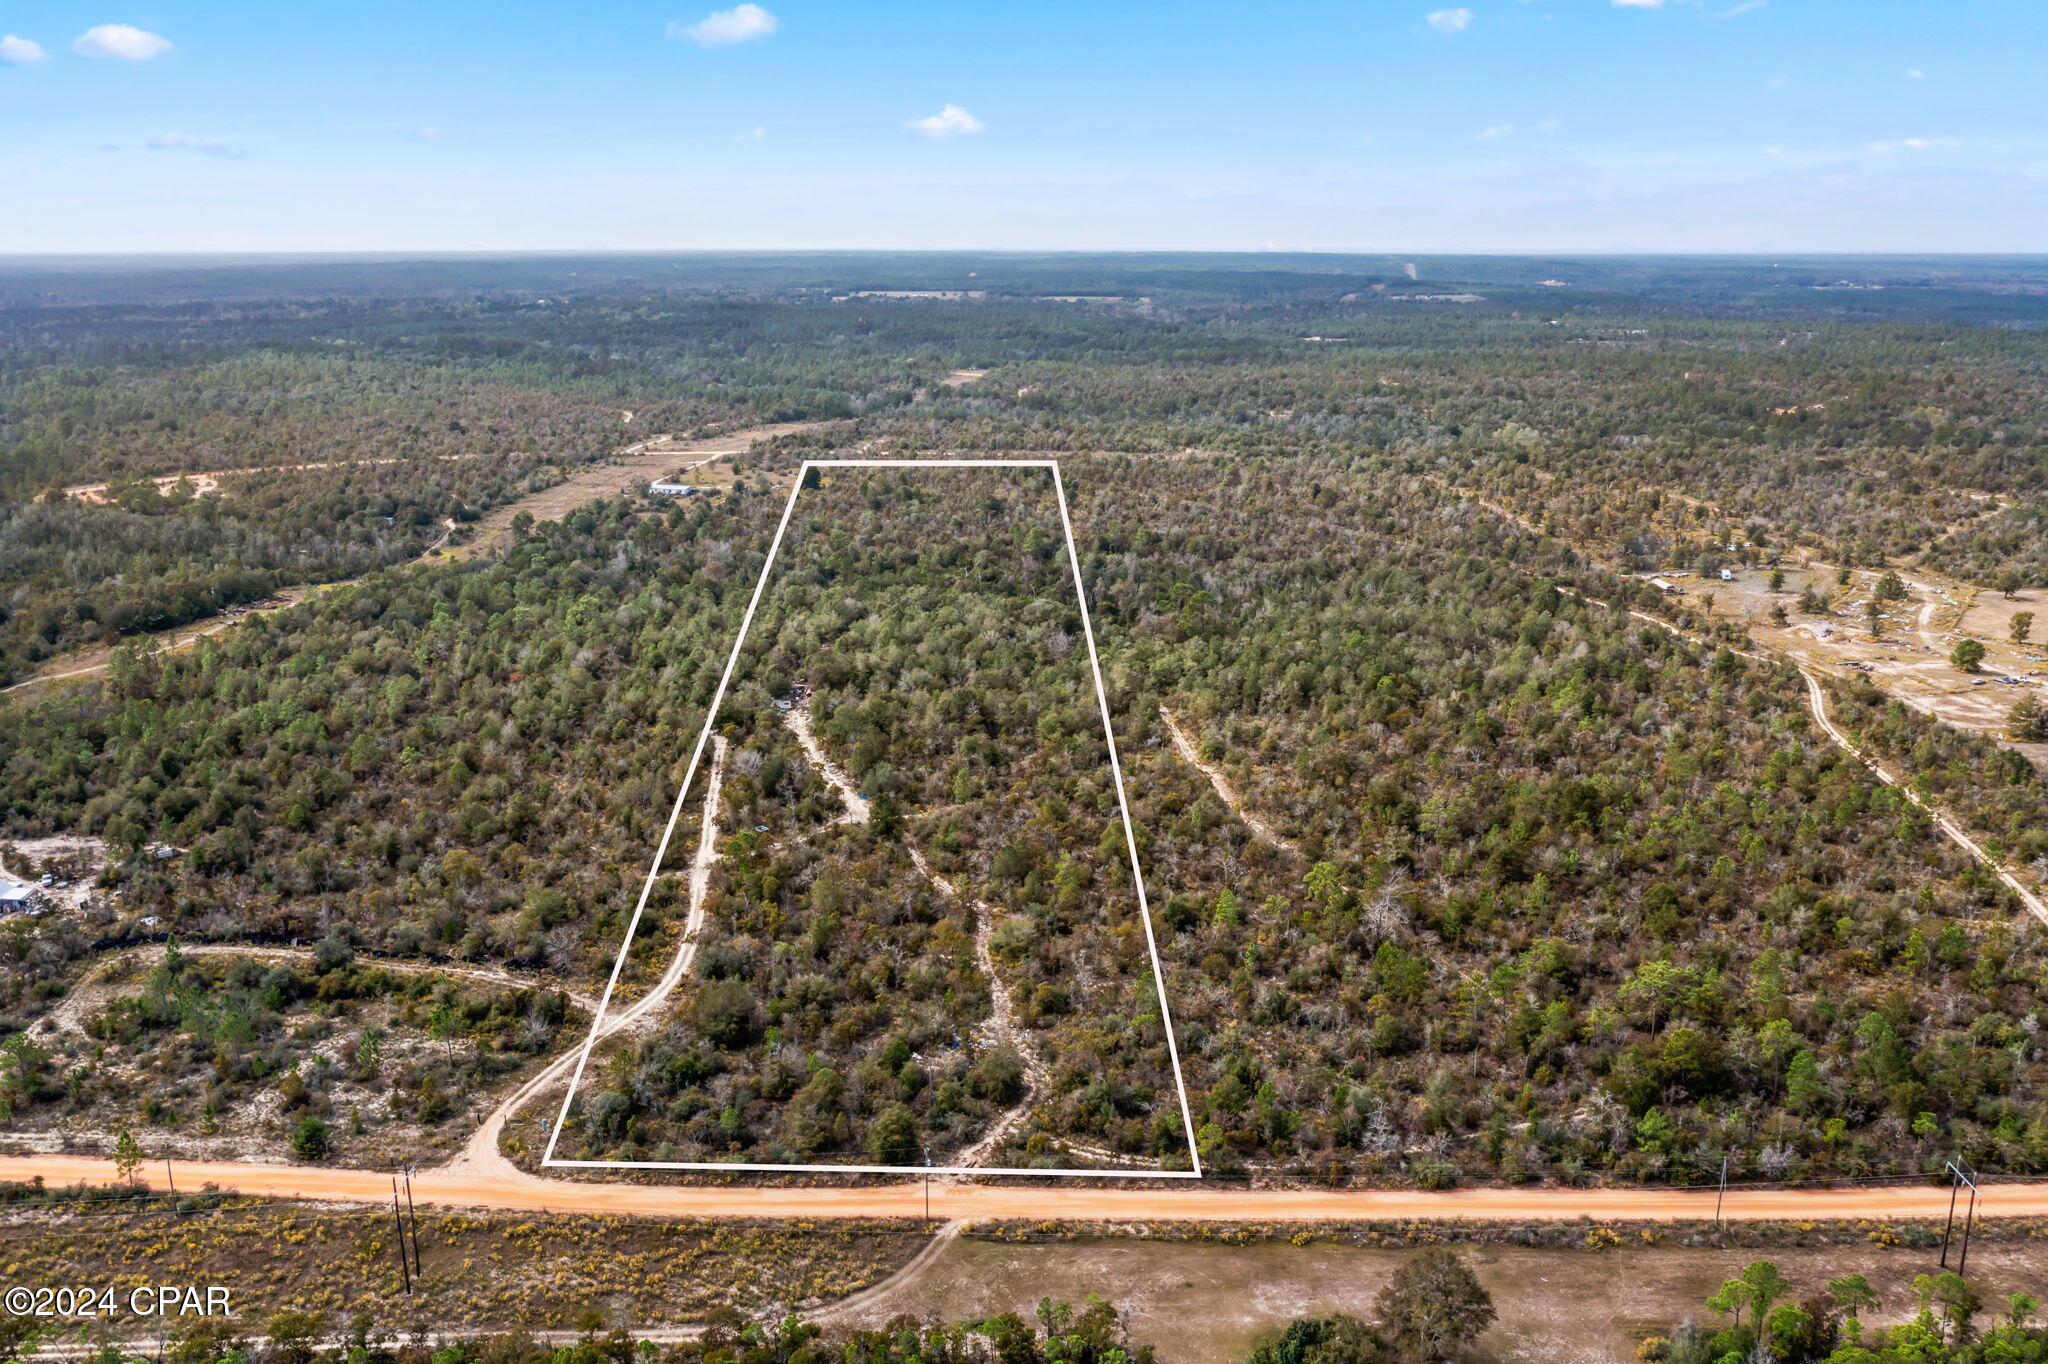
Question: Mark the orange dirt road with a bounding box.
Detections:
[1,1154,2035,1224]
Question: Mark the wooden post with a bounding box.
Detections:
[1940,1174,1960,1268]
[392,1185,412,1294]
[1958,1185,1978,1275]
[404,1168,423,1276]
[1714,1154,1728,1248]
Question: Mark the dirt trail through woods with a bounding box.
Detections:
[1445,495,2048,928]
[1800,671,2048,925]
[1157,706,1299,854]
[779,703,1065,1170]
[451,738,729,1174]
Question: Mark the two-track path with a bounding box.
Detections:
[448,736,729,1174]
[779,701,1055,1171]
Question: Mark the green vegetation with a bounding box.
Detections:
[1644,1259,2048,1364]
[0,944,575,1163]
[1244,1251,1494,1362]
[4,255,2047,1180]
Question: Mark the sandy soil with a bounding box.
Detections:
[5,417,825,700]
[443,422,823,562]
[1158,706,1299,854]
[827,1235,2048,1364]
[63,454,485,504]
[9,1150,2048,1226]
[1960,585,2045,645]
[939,369,989,388]
[1681,565,2048,767]
[0,835,106,914]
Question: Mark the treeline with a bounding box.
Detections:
[1646,1260,2048,1364]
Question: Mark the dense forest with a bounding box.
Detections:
[3,255,2046,1183]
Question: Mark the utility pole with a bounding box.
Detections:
[391,1184,412,1294]
[1714,1153,1729,1248]
[1940,1159,1979,1272]
[164,1157,176,1205]
[403,1165,423,1277]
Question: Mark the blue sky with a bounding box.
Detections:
[2,0,2043,253]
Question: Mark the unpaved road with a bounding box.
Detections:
[1801,669,2048,925]
[6,420,825,699]
[1451,497,2048,927]
[783,703,870,825]
[443,422,823,562]
[0,1150,2039,1223]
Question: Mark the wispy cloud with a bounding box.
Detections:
[1869,137,1959,152]
[73,23,171,60]
[1477,119,1557,140]
[1612,0,1664,8]
[0,34,47,64]
[668,4,778,47]
[737,125,768,142]
[405,124,441,142]
[1712,0,1767,17]
[906,104,985,139]
[146,133,242,159]
[1425,8,1474,33]
[1907,68,1926,79]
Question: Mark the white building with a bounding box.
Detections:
[0,876,41,914]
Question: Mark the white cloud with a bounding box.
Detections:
[1425,8,1474,32]
[406,124,441,142]
[1869,137,1958,152]
[1765,73,1789,89]
[146,133,240,158]
[737,125,768,141]
[668,4,777,47]
[1478,123,1516,139]
[1713,0,1767,16]
[0,34,48,64]
[1533,117,1561,134]
[73,23,171,59]
[906,104,985,139]
[1907,68,1926,79]
[1612,0,1664,7]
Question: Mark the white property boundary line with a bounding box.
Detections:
[542,459,1203,1179]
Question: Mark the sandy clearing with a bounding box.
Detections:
[62,454,489,504]
[442,421,823,562]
